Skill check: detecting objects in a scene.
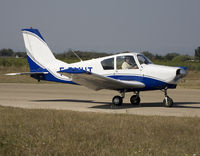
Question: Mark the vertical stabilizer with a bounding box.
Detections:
[22,28,57,71]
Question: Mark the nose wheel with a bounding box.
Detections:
[162,88,173,107]
[130,91,140,105]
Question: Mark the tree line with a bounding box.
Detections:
[0,49,110,60]
[0,49,26,58]
[0,47,200,61]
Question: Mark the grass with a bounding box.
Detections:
[178,71,200,89]
[0,66,39,83]
[0,58,28,67]
[0,59,200,155]
[0,66,53,84]
[0,106,200,155]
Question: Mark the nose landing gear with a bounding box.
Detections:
[162,88,173,107]
[130,91,140,105]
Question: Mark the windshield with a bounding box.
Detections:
[137,54,152,65]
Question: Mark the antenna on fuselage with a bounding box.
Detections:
[71,50,83,62]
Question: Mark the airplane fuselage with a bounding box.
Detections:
[38,52,186,92]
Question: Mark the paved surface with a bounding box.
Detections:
[0,83,200,117]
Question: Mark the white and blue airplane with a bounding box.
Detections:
[7,28,187,107]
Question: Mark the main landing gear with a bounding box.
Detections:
[112,91,125,106]
[162,88,174,107]
[112,88,174,107]
[112,91,141,106]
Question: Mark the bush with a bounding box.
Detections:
[0,49,14,57]
[165,53,180,60]
[172,55,191,62]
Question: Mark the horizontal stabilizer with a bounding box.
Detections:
[5,72,48,76]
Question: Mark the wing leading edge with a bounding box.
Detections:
[59,68,145,91]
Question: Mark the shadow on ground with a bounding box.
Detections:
[32,99,200,109]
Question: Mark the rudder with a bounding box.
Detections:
[22,28,57,71]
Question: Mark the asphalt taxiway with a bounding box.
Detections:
[0,83,200,117]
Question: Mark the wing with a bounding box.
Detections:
[59,68,145,91]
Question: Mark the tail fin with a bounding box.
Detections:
[7,28,73,83]
[22,28,57,72]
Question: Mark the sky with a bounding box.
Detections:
[0,0,200,55]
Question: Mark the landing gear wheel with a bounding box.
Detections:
[163,96,173,107]
[130,95,140,105]
[112,96,123,106]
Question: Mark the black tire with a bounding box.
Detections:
[163,96,173,107]
[130,95,140,105]
[112,96,123,106]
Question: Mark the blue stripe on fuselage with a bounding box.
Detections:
[109,75,176,91]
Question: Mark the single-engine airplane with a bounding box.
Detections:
[7,28,187,107]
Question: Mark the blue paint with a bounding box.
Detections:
[60,67,93,73]
[44,72,76,84]
[79,67,93,72]
[109,75,176,91]
[27,56,48,73]
[60,67,64,71]
[88,67,93,72]
[60,67,86,74]
[179,66,187,71]
[22,28,45,42]
[27,56,76,84]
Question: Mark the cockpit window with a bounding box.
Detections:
[137,54,152,65]
[101,57,114,70]
[117,55,138,70]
